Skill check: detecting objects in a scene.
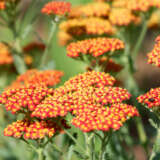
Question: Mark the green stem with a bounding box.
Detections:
[37,148,46,160]
[132,16,148,60]
[9,20,27,74]
[40,21,56,69]
[21,138,37,152]
[149,128,160,160]
[99,131,112,160]
[135,117,147,145]
[12,39,27,74]
[84,133,94,160]
[63,128,86,154]
[52,143,63,155]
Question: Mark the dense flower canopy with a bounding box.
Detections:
[31,71,138,132]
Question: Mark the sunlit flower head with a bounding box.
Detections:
[109,8,141,26]
[66,37,124,58]
[41,1,71,16]
[127,0,157,12]
[4,119,69,139]
[68,2,110,18]
[59,18,115,38]
[147,36,160,67]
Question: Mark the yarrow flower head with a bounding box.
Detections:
[68,2,110,18]
[127,0,160,12]
[147,36,160,67]
[4,119,69,139]
[109,8,141,26]
[8,69,63,89]
[41,1,71,16]
[31,71,139,132]
[66,37,124,58]
[137,88,160,112]
[59,18,115,45]
[0,84,54,114]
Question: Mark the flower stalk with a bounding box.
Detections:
[40,21,56,69]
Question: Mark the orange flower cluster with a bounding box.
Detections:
[0,42,46,67]
[147,36,160,67]
[0,43,13,65]
[110,0,160,12]
[8,69,63,89]
[31,71,138,132]
[1,69,67,140]
[127,0,160,12]
[4,119,69,139]
[68,2,110,18]
[66,37,124,58]
[31,71,115,119]
[0,1,5,10]
[109,8,141,26]
[41,1,71,16]
[72,104,139,132]
[0,0,21,10]
[137,88,160,110]
[59,18,114,37]
[0,84,54,114]
[58,0,160,46]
